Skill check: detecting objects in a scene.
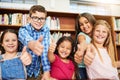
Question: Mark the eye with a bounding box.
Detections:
[5,39,9,42]
[12,39,17,42]
[85,21,89,24]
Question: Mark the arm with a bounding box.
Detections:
[72,72,75,79]
[74,44,84,64]
[74,34,87,64]
[41,29,51,79]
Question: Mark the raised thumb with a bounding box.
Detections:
[22,46,27,53]
[86,45,91,52]
[38,35,43,42]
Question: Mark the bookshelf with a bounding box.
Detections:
[0,8,119,60]
[113,16,120,61]
[0,8,78,40]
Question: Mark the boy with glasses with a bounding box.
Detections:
[18,5,51,80]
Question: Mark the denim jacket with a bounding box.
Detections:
[0,52,27,80]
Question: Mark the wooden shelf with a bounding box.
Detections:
[0,8,120,60]
[0,8,29,14]
[0,8,77,40]
[50,29,75,32]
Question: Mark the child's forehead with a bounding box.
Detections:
[95,24,108,30]
[61,40,72,44]
[4,32,17,38]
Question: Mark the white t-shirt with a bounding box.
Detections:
[87,48,119,80]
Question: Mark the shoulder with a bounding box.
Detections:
[78,32,88,37]
[19,23,31,31]
[42,24,50,32]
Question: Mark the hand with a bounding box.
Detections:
[84,44,95,66]
[41,71,57,80]
[48,38,56,54]
[115,60,120,68]
[48,38,56,63]
[74,44,84,64]
[20,46,32,65]
[28,36,44,56]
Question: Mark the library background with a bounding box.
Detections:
[0,0,120,78]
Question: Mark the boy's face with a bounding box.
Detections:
[30,11,46,31]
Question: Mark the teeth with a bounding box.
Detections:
[62,52,66,55]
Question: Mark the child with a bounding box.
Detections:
[0,29,31,80]
[48,36,79,79]
[74,13,96,79]
[86,20,119,79]
[18,5,51,79]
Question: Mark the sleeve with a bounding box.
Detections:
[18,27,34,46]
[41,29,51,72]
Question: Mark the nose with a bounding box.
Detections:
[9,41,13,44]
[63,48,67,52]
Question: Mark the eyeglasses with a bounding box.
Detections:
[31,16,46,22]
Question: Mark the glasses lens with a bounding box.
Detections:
[31,17,45,22]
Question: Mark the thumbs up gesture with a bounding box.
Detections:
[74,44,85,64]
[48,38,56,63]
[28,36,44,56]
[20,46,32,65]
[84,44,96,66]
[49,38,56,53]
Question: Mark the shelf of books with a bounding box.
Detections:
[112,16,120,60]
[0,8,78,42]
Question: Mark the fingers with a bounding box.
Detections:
[34,44,44,56]
[34,36,44,56]
[74,52,83,63]
[84,44,95,66]
[21,53,32,65]
[20,46,32,65]
[49,38,56,53]
[21,46,27,53]
[84,54,93,66]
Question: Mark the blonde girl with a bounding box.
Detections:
[86,20,119,79]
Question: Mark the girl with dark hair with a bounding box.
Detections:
[48,36,79,79]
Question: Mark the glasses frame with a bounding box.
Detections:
[31,16,46,22]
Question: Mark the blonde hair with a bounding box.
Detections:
[91,20,117,67]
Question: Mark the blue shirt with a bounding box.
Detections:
[18,23,50,78]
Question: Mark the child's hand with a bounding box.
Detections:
[49,38,56,54]
[84,44,95,66]
[48,38,56,63]
[41,71,57,80]
[74,44,84,64]
[28,36,44,56]
[20,46,32,65]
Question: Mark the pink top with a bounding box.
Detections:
[50,54,75,80]
[87,48,119,80]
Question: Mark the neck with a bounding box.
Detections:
[94,42,104,48]
[4,52,17,60]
